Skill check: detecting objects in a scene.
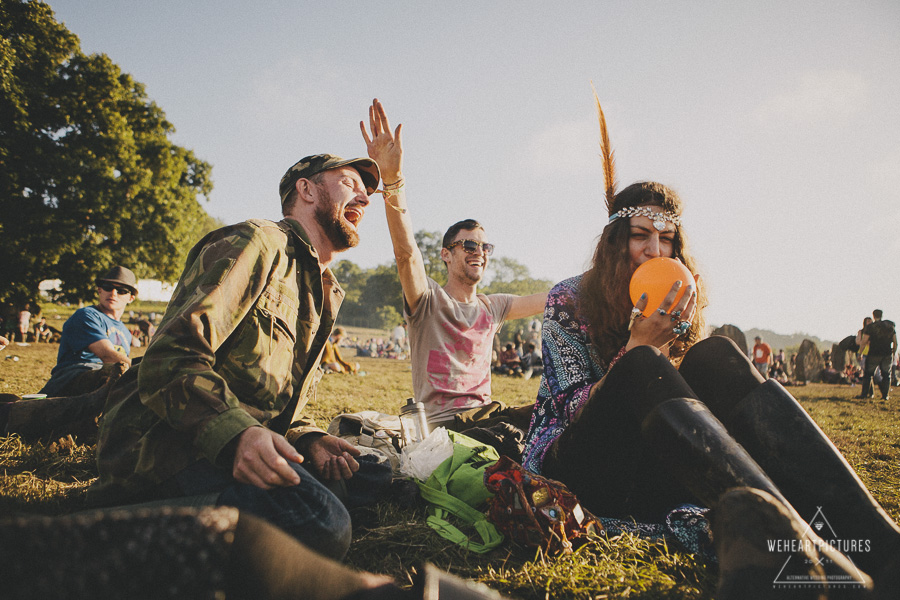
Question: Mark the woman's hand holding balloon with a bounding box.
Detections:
[627,280,697,355]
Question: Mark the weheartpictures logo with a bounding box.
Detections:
[769,507,870,588]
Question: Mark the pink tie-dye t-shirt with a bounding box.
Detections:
[405,278,514,422]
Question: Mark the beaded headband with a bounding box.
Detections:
[608,206,682,231]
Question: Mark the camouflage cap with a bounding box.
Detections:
[279,154,381,205]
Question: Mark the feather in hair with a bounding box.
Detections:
[591,82,617,215]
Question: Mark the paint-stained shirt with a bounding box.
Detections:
[405,277,514,422]
[88,218,342,505]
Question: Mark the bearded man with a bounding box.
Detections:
[88,153,381,561]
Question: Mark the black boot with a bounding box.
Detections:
[722,379,900,578]
[713,488,870,600]
[642,398,872,597]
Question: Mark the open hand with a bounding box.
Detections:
[360,98,403,184]
[628,275,698,352]
[304,434,361,481]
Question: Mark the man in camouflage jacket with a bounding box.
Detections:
[87,153,382,560]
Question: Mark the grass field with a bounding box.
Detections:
[2,339,898,599]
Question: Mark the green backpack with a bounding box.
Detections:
[416,430,504,553]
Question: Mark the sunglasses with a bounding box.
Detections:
[445,239,494,256]
[99,284,133,295]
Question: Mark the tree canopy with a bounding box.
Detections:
[0,0,219,305]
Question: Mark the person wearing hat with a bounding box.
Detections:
[38,266,137,397]
[88,144,383,560]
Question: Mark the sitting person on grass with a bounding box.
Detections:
[87,145,390,559]
[39,266,136,397]
[521,100,899,598]
[520,342,543,380]
[361,99,546,432]
[322,327,358,374]
[498,343,523,376]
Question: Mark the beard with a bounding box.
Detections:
[462,266,482,285]
[451,260,483,285]
[313,186,359,251]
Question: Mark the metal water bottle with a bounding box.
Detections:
[399,397,429,446]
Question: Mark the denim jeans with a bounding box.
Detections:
[862,353,893,399]
[172,460,352,561]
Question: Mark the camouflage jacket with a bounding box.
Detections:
[87,219,343,505]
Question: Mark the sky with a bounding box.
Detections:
[45,0,900,343]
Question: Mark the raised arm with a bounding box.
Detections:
[360,99,428,313]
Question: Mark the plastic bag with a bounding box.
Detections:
[398,427,454,480]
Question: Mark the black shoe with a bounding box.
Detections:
[712,487,872,600]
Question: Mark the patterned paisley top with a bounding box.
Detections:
[522,274,605,473]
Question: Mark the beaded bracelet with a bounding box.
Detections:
[376,178,407,213]
[607,345,628,371]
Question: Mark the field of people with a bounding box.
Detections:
[2,336,899,599]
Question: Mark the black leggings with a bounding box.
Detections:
[543,336,763,521]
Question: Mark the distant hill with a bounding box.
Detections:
[712,326,835,354]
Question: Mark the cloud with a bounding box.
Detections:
[755,70,869,125]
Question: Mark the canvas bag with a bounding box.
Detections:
[416,430,504,554]
[327,411,403,473]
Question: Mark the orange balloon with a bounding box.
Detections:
[629,257,694,317]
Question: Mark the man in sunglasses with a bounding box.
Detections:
[362,99,547,430]
[38,266,137,397]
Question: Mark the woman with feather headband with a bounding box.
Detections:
[521,93,900,597]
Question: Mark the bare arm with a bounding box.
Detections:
[506,292,549,321]
[87,338,131,365]
[361,99,428,314]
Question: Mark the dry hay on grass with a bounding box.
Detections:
[347,502,715,599]
[0,434,95,514]
[3,341,900,598]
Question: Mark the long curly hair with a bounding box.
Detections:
[577,181,707,366]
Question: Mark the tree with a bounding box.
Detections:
[482,257,552,344]
[482,257,552,297]
[332,260,369,326]
[359,264,403,322]
[0,0,218,305]
[414,229,447,286]
[374,305,402,331]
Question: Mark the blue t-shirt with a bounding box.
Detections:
[52,306,132,373]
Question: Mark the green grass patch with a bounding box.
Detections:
[1,341,898,598]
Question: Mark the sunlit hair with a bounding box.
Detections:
[442,219,484,248]
[578,181,707,365]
